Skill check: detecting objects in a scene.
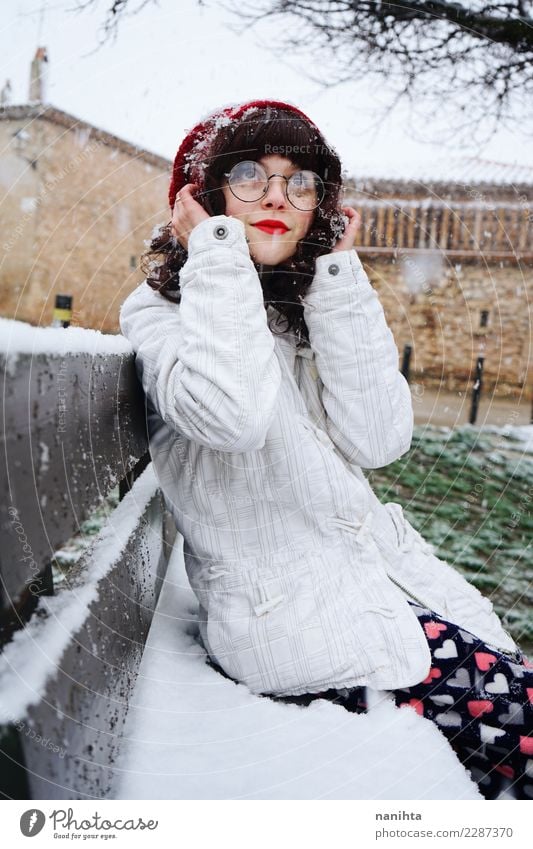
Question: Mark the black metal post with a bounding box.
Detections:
[401,344,412,383]
[469,356,484,425]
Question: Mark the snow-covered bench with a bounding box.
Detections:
[0,320,173,799]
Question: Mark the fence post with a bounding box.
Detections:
[469,356,484,424]
[401,344,412,383]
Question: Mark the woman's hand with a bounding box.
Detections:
[331,206,361,253]
[171,183,210,250]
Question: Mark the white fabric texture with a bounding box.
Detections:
[120,214,518,697]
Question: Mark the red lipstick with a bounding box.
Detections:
[252,219,289,235]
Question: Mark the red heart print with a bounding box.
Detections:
[421,667,442,685]
[494,764,514,779]
[527,688,533,705]
[424,622,448,640]
[474,652,497,671]
[519,736,533,756]
[524,657,533,669]
[467,700,494,718]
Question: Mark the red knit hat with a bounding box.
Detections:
[168,99,322,211]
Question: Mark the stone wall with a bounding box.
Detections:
[364,254,532,400]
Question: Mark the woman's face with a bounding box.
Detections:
[221,155,315,266]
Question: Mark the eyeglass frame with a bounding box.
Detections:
[222,160,325,211]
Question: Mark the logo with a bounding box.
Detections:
[20,809,46,837]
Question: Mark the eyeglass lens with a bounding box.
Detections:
[228,161,324,210]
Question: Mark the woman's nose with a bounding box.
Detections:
[261,176,288,209]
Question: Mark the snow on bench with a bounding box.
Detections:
[113,539,481,801]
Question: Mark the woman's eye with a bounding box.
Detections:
[291,173,315,195]
[237,163,262,180]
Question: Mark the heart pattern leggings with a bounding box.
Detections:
[269,601,533,800]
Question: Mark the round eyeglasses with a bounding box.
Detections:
[223,160,325,211]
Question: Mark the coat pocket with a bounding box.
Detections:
[202,545,386,694]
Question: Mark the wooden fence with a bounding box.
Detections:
[0,330,175,799]
[349,198,532,261]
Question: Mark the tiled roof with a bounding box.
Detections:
[351,156,533,187]
[0,103,172,171]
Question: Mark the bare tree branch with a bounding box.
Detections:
[221,0,533,140]
[67,1,533,140]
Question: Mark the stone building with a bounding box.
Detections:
[0,103,170,333]
[0,93,531,397]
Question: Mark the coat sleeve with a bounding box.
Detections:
[302,249,413,469]
[119,215,282,453]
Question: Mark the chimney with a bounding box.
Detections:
[29,47,48,103]
[0,79,12,106]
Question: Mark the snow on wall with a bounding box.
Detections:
[0,464,159,724]
[0,318,132,359]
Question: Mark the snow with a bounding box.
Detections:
[350,156,533,186]
[482,424,533,455]
[505,425,533,454]
[0,464,159,723]
[113,539,481,801]
[0,318,132,374]
[350,198,506,211]
[38,441,50,474]
[20,197,37,212]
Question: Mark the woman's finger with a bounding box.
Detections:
[178,183,199,204]
[342,207,360,226]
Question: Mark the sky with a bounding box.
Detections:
[1,0,532,180]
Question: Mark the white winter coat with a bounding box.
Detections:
[120,214,518,696]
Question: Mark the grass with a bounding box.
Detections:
[367,424,533,653]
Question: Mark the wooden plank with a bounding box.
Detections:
[356,247,533,261]
[439,206,450,251]
[385,206,395,248]
[518,209,530,252]
[376,206,385,247]
[407,205,417,249]
[0,351,148,611]
[1,474,173,799]
[428,206,439,248]
[418,206,429,249]
[473,207,483,251]
[396,206,404,248]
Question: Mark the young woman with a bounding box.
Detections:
[120,99,533,800]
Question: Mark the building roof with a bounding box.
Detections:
[2,103,530,198]
[0,103,172,171]
[351,155,533,186]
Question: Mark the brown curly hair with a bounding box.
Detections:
[141,105,346,344]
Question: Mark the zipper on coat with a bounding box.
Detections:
[386,572,521,660]
[385,571,436,611]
